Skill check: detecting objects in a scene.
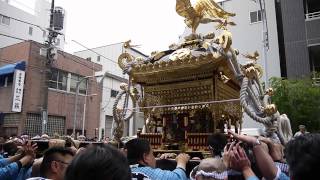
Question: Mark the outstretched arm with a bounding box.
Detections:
[230,143,258,180]
[228,130,278,180]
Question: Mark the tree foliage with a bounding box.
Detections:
[270,77,320,133]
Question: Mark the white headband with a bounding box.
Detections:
[195,170,228,180]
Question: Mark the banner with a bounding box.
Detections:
[12,69,25,112]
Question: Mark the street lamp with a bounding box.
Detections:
[73,71,109,138]
[73,75,95,137]
[258,0,269,87]
[82,93,97,135]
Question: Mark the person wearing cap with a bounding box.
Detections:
[294,125,309,137]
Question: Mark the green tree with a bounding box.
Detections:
[270,77,320,133]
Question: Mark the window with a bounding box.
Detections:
[304,0,320,14]
[97,55,101,62]
[86,57,91,61]
[105,115,113,137]
[70,74,87,95]
[0,74,13,87]
[28,27,33,36]
[110,89,119,98]
[46,115,65,136]
[250,10,262,23]
[49,68,68,91]
[0,15,10,25]
[25,113,42,137]
[48,69,87,95]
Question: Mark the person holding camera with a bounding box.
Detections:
[227,130,289,180]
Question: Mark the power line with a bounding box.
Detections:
[0,33,28,41]
[0,58,118,91]
[56,50,101,70]
[71,40,118,64]
[0,35,115,82]
[15,41,100,72]
[0,14,124,67]
[0,13,45,31]
[9,0,40,14]
[0,58,43,71]
[0,33,126,91]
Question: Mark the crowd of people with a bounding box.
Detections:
[1,125,319,180]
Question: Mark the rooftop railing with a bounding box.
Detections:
[305,11,320,21]
[312,77,320,86]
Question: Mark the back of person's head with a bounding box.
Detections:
[192,158,227,180]
[3,141,18,156]
[125,138,151,165]
[285,133,320,180]
[208,133,227,157]
[40,147,74,178]
[65,144,131,180]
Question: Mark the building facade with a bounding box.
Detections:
[0,41,102,138]
[183,0,320,79]
[74,42,147,139]
[0,0,65,49]
[181,0,282,129]
[276,0,320,78]
[180,0,320,129]
[182,0,281,80]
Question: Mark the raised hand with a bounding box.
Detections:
[230,143,251,171]
[176,153,190,170]
[223,141,235,168]
[159,153,177,159]
[19,141,37,166]
[227,130,257,145]
[24,141,37,158]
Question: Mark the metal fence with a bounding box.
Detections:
[305,11,320,21]
[25,113,65,137]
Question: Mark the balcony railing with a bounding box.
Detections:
[305,11,320,21]
[312,77,320,86]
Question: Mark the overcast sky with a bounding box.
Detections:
[57,0,191,54]
[12,0,202,54]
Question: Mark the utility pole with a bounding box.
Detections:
[73,76,92,137]
[258,0,270,88]
[41,0,64,134]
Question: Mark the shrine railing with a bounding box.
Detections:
[186,133,213,151]
[137,133,163,149]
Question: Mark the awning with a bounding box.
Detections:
[0,61,26,76]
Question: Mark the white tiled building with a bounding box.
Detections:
[74,42,147,139]
[0,0,65,49]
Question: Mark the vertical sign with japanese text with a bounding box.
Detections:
[12,69,25,112]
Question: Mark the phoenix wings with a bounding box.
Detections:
[176,0,236,33]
